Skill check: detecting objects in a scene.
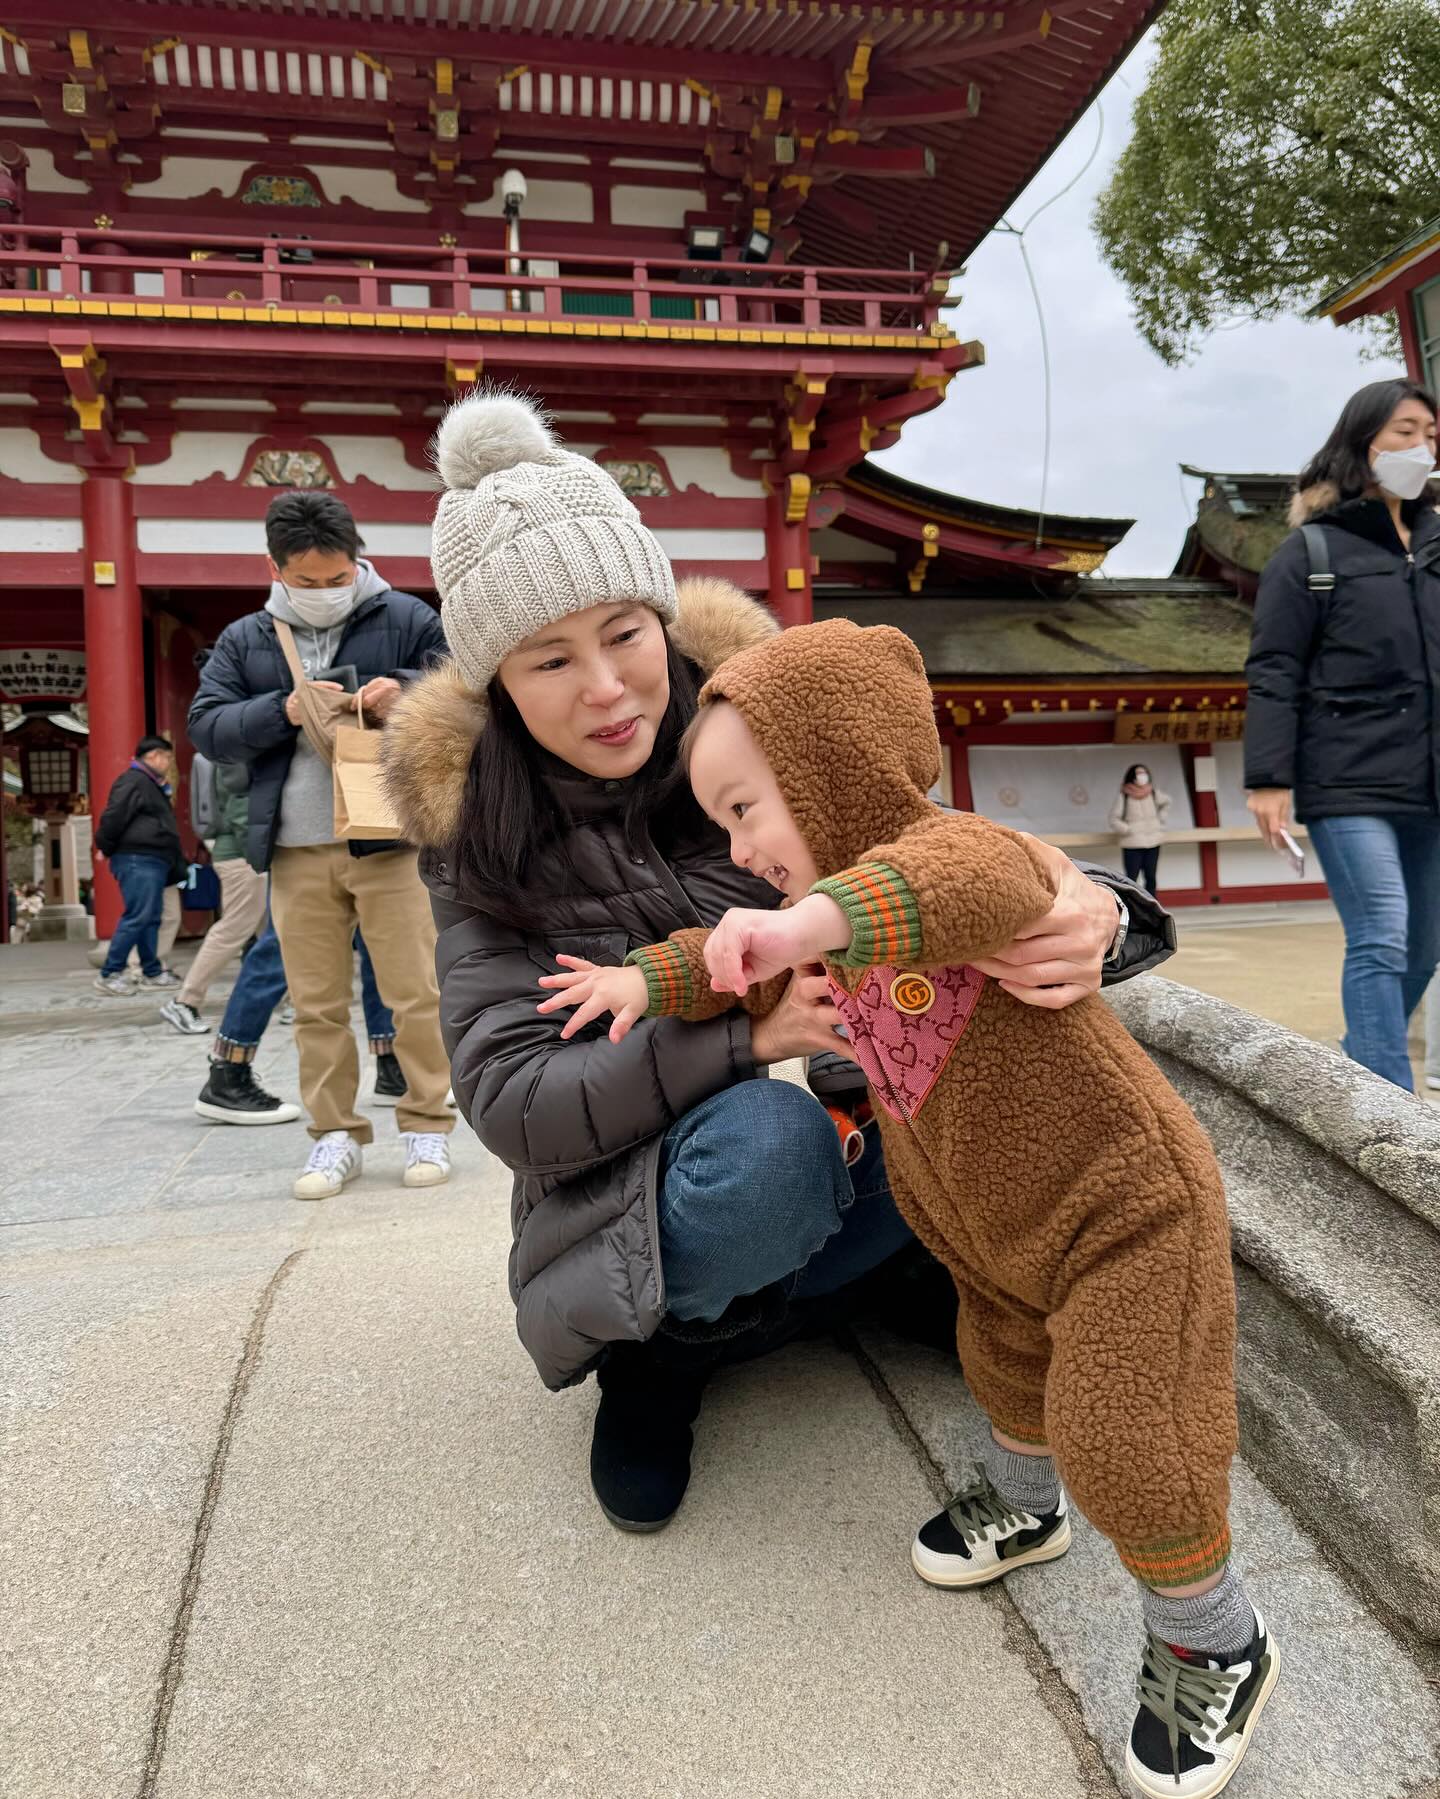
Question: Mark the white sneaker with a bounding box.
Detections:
[1127,1610,1279,1799]
[911,1466,1071,1588]
[401,1131,451,1188]
[139,967,182,990]
[94,972,135,997]
[160,998,208,1036]
[293,1131,362,1201]
[1426,1074,1440,1093]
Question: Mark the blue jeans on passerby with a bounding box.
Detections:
[1307,813,1440,1092]
[101,852,171,978]
[216,907,394,1051]
[657,1078,915,1323]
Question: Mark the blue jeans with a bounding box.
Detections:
[657,1079,915,1323]
[1307,813,1440,1091]
[101,852,170,978]
[216,907,395,1051]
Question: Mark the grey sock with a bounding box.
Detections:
[1141,1560,1256,1659]
[984,1438,1061,1518]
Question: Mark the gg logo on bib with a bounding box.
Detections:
[889,972,936,1016]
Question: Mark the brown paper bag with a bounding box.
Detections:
[272,618,352,764]
[332,700,400,841]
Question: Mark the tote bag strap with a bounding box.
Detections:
[273,616,343,764]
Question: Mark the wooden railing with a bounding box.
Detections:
[0,224,948,336]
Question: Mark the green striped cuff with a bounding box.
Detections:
[811,862,923,967]
[624,940,695,1015]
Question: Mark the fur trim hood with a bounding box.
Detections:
[382,575,778,848]
[1287,481,1338,527]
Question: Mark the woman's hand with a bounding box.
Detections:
[968,837,1119,1011]
[750,963,856,1066]
[704,895,851,996]
[1246,787,1293,849]
[537,954,649,1044]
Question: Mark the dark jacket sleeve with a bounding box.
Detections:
[94,773,137,857]
[187,623,295,765]
[1073,860,1177,981]
[391,598,448,686]
[1244,532,1321,791]
[436,896,755,1179]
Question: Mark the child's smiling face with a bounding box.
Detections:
[687,700,819,899]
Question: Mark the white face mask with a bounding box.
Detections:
[1372,444,1436,502]
[283,582,357,627]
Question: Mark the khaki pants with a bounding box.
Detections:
[179,858,267,1010]
[270,843,452,1143]
[124,885,180,970]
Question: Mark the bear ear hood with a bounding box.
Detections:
[698,617,940,877]
[381,575,779,850]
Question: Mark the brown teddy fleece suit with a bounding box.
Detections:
[626,618,1239,1589]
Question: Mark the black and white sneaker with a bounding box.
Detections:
[139,967,182,990]
[194,1061,302,1126]
[911,1466,1071,1588]
[1127,1611,1279,1799]
[371,1051,406,1105]
[160,998,208,1036]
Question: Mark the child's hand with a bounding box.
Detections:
[537,954,650,1043]
[704,895,852,996]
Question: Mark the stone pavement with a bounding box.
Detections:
[4,937,1440,1798]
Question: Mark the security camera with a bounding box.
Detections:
[500,168,527,216]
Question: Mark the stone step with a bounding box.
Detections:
[1108,976,1440,1638]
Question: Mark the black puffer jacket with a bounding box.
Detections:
[1245,484,1440,821]
[187,587,446,871]
[95,765,186,879]
[382,579,1178,1391]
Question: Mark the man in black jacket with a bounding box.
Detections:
[93,734,185,996]
[188,492,454,1200]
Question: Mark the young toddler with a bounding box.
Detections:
[538,618,1279,1799]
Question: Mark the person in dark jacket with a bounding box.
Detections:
[93,734,186,996]
[1245,378,1440,1090]
[382,392,1179,1535]
[187,491,455,1198]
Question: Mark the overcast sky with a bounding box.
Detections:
[873,32,1389,577]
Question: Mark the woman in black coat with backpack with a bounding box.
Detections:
[1245,378,1440,1090]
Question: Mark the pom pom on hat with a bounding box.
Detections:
[433,388,563,490]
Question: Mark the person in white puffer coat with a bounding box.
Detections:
[1108,763,1171,894]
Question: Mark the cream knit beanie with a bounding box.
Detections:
[430,389,678,693]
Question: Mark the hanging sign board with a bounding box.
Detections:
[0,648,87,702]
[1114,710,1245,746]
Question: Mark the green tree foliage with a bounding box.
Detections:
[1094,0,1440,364]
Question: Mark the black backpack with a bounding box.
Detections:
[1300,523,1336,595]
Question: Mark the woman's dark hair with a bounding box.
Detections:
[1298,378,1437,502]
[1122,763,1149,786]
[452,627,701,924]
[264,491,363,568]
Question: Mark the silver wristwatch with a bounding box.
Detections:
[1104,893,1130,966]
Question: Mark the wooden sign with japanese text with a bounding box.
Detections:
[1114,711,1245,746]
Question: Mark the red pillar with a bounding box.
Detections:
[82,472,145,938]
[765,488,813,628]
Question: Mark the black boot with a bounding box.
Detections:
[194,1060,302,1126]
[590,1340,709,1532]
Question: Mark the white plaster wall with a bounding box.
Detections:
[302,401,401,416]
[19,146,88,194]
[130,436,248,485]
[640,414,728,427]
[611,184,706,230]
[464,180,593,223]
[0,518,83,551]
[126,158,236,200]
[652,527,765,561]
[660,445,765,499]
[317,436,437,492]
[138,519,434,558]
[0,430,83,483]
[967,741,1202,888]
[305,164,428,214]
[171,398,272,412]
